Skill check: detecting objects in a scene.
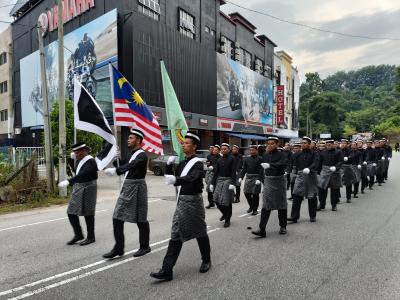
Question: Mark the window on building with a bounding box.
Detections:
[179,8,195,39]
[239,48,252,69]
[0,81,7,94]
[254,57,264,74]
[138,0,160,21]
[0,109,7,122]
[0,52,6,65]
[205,26,215,37]
[221,35,234,60]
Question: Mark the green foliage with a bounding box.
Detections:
[50,100,103,166]
[300,64,400,141]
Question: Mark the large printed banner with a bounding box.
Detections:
[20,9,117,128]
[216,53,273,126]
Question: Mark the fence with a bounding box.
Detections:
[15,147,46,177]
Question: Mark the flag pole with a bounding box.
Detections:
[109,63,122,188]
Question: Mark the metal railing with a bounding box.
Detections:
[15,147,46,170]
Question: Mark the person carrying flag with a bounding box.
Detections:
[150,132,211,281]
[103,129,151,259]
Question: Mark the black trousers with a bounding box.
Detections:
[376,173,384,184]
[345,185,352,200]
[113,218,150,251]
[244,193,260,212]
[259,208,287,230]
[162,235,211,271]
[68,214,95,239]
[318,188,340,209]
[290,195,317,220]
[361,177,368,192]
[235,186,241,201]
[207,192,214,206]
[217,204,232,222]
[286,173,291,190]
[353,182,360,195]
[290,181,295,197]
[368,176,375,188]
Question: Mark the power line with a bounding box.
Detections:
[225,0,400,41]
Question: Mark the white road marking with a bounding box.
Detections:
[1,228,220,299]
[0,200,162,233]
[0,210,108,233]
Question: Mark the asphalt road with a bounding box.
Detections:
[1,153,400,299]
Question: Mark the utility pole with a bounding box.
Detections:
[58,0,67,196]
[37,25,55,193]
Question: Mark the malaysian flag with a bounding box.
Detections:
[109,65,163,155]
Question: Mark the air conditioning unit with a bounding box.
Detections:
[254,61,261,72]
[219,36,227,54]
[264,65,272,76]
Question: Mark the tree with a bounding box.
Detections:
[50,100,103,167]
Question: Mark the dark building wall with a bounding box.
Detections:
[10,0,275,146]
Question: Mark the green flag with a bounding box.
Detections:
[160,60,188,161]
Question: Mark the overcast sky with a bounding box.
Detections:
[1,0,400,80]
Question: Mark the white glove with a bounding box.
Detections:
[363,161,367,165]
[357,165,362,170]
[381,156,385,160]
[104,168,116,176]
[261,163,270,169]
[58,180,69,188]
[164,175,176,185]
[207,166,214,171]
[238,178,242,184]
[70,152,76,160]
[167,156,177,166]
[302,168,310,175]
[373,163,377,167]
[329,166,336,172]
[255,180,261,185]
[209,185,214,192]
[388,157,391,161]
[344,157,348,162]
[228,184,235,191]
[284,172,288,176]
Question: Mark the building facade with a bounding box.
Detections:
[9,0,299,151]
[0,27,13,144]
[273,51,299,140]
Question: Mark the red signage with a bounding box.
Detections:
[276,85,285,125]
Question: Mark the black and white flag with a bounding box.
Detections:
[74,77,117,170]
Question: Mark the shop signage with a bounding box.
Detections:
[276,85,285,125]
[38,0,95,36]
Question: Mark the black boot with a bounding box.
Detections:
[67,214,84,245]
[251,229,266,237]
[67,235,84,245]
[287,218,297,224]
[279,227,287,235]
[150,269,173,281]
[80,216,95,246]
[103,248,124,259]
[199,261,211,273]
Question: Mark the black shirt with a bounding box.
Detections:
[206,154,219,167]
[292,149,319,172]
[341,148,353,165]
[212,154,236,184]
[262,149,287,176]
[365,147,377,162]
[232,153,243,173]
[350,149,363,165]
[116,148,148,179]
[167,155,204,195]
[319,148,343,168]
[240,155,264,181]
[69,157,98,185]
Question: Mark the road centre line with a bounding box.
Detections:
[1,228,220,299]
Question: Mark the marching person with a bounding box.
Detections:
[341,139,357,203]
[240,145,263,215]
[252,136,288,237]
[358,140,368,194]
[350,141,363,198]
[232,145,243,203]
[210,143,236,228]
[383,139,392,181]
[205,145,220,209]
[283,143,292,192]
[58,142,98,246]
[317,140,343,211]
[375,140,386,186]
[365,140,377,190]
[103,129,151,259]
[288,143,301,200]
[150,132,211,281]
[287,136,319,223]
